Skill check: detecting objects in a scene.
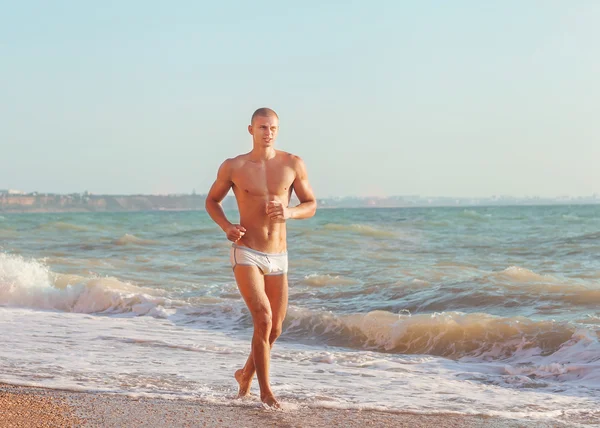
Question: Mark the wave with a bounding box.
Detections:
[460,209,492,220]
[0,229,18,239]
[299,266,600,315]
[113,234,158,246]
[165,228,213,239]
[407,266,600,311]
[483,266,600,305]
[37,221,90,232]
[284,307,597,362]
[494,266,555,282]
[576,315,600,325]
[322,223,396,238]
[98,336,240,355]
[562,231,600,243]
[497,329,600,386]
[0,253,176,316]
[302,274,360,287]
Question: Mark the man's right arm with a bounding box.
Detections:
[205,159,246,241]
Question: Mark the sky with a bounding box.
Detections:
[1,1,599,198]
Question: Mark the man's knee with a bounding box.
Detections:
[252,308,272,336]
[269,324,282,343]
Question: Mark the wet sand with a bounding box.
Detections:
[0,383,577,428]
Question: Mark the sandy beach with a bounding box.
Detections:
[1,383,577,428]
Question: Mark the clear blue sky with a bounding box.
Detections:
[1,1,598,198]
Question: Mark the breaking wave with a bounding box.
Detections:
[0,253,176,317]
[284,307,598,362]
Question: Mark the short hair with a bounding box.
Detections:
[251,107,279,124]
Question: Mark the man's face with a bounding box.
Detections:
[248,115,279,147]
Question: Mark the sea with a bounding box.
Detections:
[1,205,599,424]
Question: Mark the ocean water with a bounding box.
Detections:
[1,206,599,424]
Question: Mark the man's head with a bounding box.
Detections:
[248,107,279,148]
[251,107,279,125]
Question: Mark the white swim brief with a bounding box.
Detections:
[230,244,288,276]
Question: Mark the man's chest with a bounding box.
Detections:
[232,164,296,196]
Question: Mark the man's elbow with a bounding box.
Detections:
[205,197,219,212]
[308,199,317,217]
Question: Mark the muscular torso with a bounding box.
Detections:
[231,151,296,253]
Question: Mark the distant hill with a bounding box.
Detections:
[1,192,598,213]
[0,194,216,213]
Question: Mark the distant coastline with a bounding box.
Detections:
[1,192,599,213]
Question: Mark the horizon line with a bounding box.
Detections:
[2,190,600,200]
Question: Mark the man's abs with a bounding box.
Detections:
[235,195,287,253]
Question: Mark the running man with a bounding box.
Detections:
[205,107,317,407]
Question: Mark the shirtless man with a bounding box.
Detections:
[205,108,317,408]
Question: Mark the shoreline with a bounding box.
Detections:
[0,383,575,428]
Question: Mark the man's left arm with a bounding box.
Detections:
[288,156,316,220]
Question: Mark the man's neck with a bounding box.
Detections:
[249,146,276,162]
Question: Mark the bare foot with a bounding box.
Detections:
[261,394,281,409]
[235,369,252,398]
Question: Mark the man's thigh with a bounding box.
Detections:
[264,274,288,326]
[234,265,270,315]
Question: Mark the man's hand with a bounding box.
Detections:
[224,224,246,242]
[266,200,291,220]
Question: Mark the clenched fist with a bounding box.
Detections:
[266,200,291,220]
[224,224,246,242]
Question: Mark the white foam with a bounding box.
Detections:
[0,253,176,316]
[1,306,598,424]
[498,329,600,386]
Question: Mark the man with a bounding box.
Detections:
[205,108,317,408]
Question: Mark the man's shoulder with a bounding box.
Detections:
[223,153,250,168]
[275,150,303,165]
